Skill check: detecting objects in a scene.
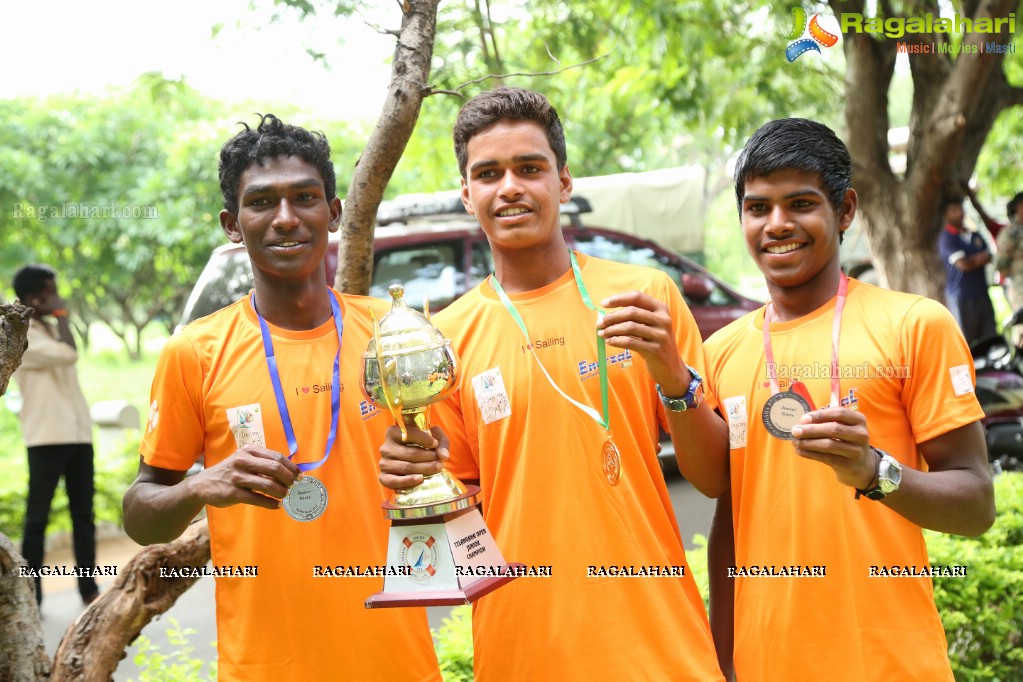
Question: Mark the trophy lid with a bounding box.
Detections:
[363,283,449,358]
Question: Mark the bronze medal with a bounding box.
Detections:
[602,439,621,486]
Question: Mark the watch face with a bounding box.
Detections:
[692,383,705,406]
[878,456,902,494]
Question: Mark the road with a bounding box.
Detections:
[37,468,714,680]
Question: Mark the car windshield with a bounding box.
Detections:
[182,251,254,324]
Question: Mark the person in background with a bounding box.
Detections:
[994,191,1023,311]
[12,264,99,607]
[938,196,997,345]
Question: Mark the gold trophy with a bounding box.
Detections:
[362,284,521,608]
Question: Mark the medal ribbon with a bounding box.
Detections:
[763,272,848,407]
[490,251,611,431]
[252,291,344,472]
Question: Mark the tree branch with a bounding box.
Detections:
[429,45,618,98]
[0,532,51,681]
[50,520,211,681]
[0,301,32,397]
[905,0,1017,209]
[335,0,440,296]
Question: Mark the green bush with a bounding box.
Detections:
[925,471,1023,681]
[434,605,474,682]
[129,617,217,682]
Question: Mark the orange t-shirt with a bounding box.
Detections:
[704,279,983,681]
[140,291,440,682]
[432,254,723,681]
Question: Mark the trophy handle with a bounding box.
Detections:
[370,308,409,442]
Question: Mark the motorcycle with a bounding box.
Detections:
[971,308,1023,472]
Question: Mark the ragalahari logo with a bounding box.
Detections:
[784,6,840,61]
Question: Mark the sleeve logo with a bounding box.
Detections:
[949,364,974,397]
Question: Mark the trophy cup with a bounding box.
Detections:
[362,283,521,608]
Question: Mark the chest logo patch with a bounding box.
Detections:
[723,395,748,449]
[226,403,266,448]
[472,367,512,425]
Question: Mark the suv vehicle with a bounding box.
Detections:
[179,196,760,472]
[180,196,760,339]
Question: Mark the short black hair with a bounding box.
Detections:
[734,118,852,215]
[941,196,965,216]
[13,264,56,302]
[1007,192,1023,220]
[218,113,336,215]
[453,87,567,178]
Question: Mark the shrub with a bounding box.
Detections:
[925,471,1023,681]
[434,605,474,682]
[129,617,217,682]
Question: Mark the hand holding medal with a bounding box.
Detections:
[190,445,305,511]
[762,274,877,488]
[790,407,876,490]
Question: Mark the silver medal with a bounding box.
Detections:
[283,475,328,522]
[762,391,811,440]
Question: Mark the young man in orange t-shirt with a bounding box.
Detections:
[122,115,440,682]
[703,118,995,680]
[378,87,727,680]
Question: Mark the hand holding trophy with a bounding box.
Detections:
[362,284,520,607]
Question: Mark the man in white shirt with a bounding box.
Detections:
[12,264,98,606]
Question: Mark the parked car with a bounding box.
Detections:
[180,197,760,338]
[179,197,760,472]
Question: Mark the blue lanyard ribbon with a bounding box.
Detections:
[251,291,343,473]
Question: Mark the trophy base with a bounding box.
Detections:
[383,485,481,520]
[367,505,520,609]
[365,562,525,608]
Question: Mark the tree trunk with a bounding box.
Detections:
[49,520,211,682]
[0,301,32,397]
[335,0,441,296]
[833,0,1020,299]
[0,533,52,682]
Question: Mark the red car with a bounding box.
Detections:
[180,199,760,338]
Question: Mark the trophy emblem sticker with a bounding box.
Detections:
[283,476,328,522]
[399,531,440,583]
[762,391,811,440]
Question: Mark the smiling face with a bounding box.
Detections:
[460,119,572,255]
[741,168,856,305]
[220,155,341,287]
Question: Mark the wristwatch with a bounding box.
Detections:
[657,367,705,412]
[855,448,903,500]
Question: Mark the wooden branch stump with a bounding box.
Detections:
[0,533,52,682]
[50,520,211,682]
[0,301,32,397]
